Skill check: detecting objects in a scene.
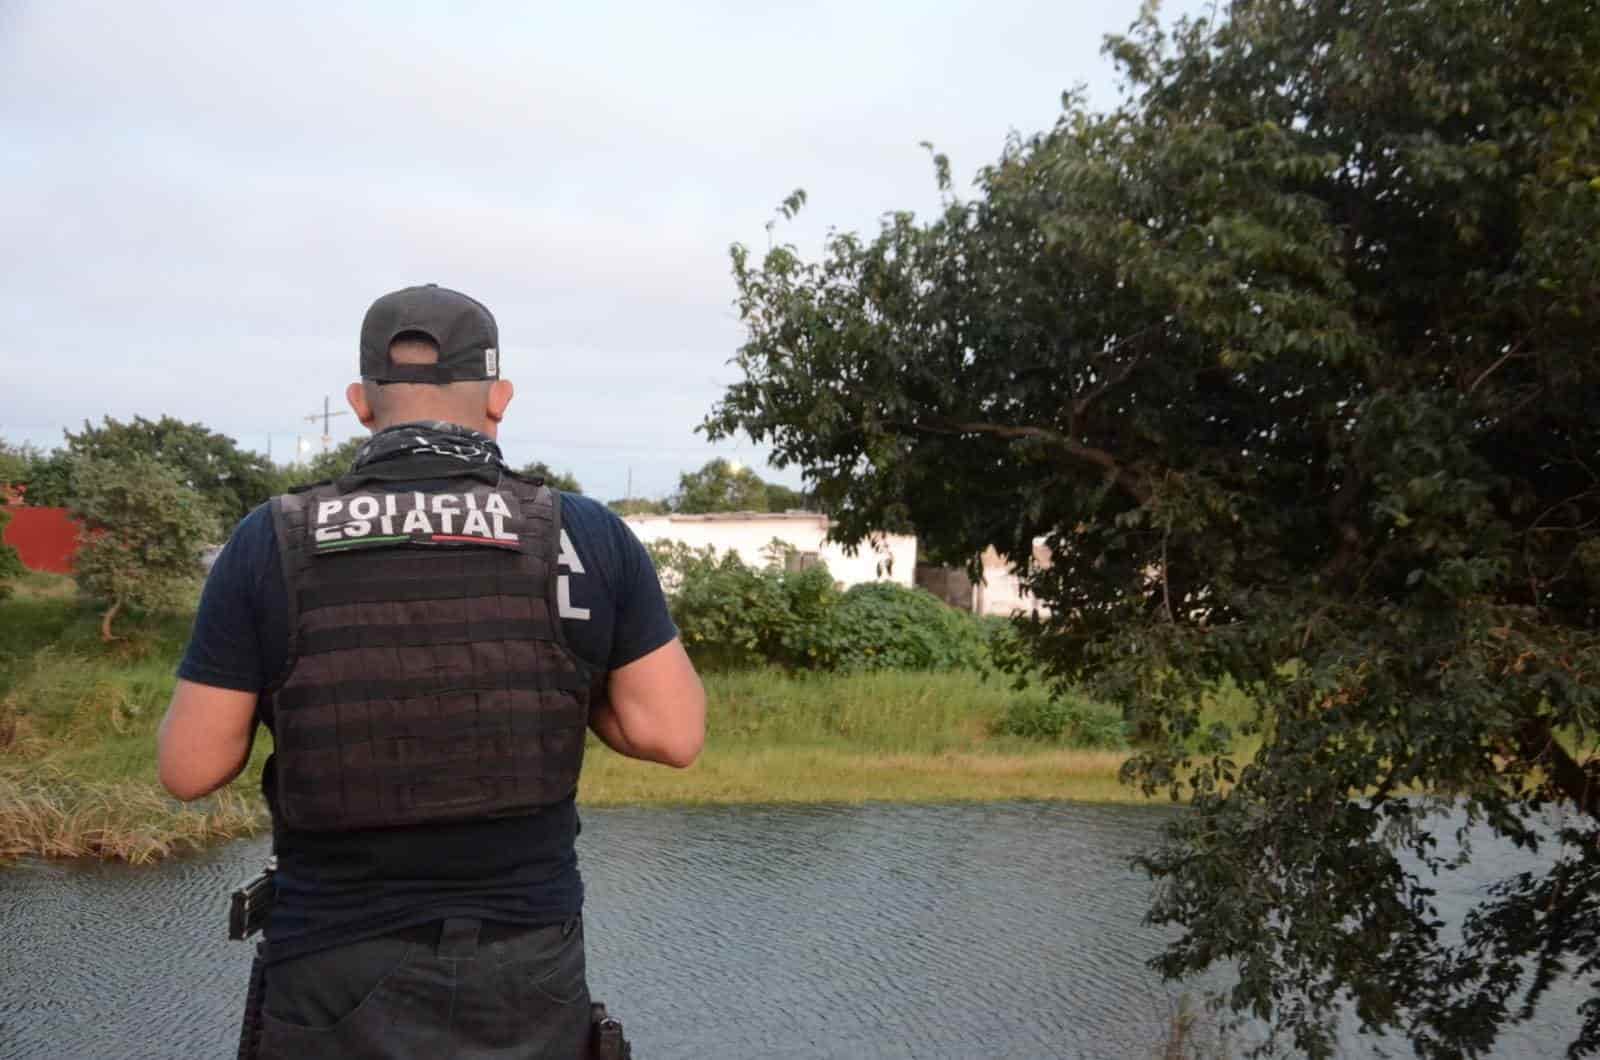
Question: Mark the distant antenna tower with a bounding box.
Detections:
[304,396,350,452]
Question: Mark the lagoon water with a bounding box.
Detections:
[0,801,1586,1059]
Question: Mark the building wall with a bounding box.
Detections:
[623,513,917,589]
[972,547,1052,617]
[3,507,80,574]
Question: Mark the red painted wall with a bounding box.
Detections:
[3,507,81,574]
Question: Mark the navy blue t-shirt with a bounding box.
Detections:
[179,476,677,962]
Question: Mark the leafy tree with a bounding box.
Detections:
[607,497,670,516]
[292,437,367,485]
[765,482,810,512]
[0,442,74,507]
[705,0,1600,1054]
[70,456,221,641]
[0,442,35,491]
[670,458,770,513]
[65,416,274,527]
[20,450,76,508]
[0,486,25,600]
[518,461,583,494]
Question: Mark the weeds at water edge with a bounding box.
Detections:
[0,767,266,865]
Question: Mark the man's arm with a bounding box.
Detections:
[589,637,704,768]
[157,680,259,801]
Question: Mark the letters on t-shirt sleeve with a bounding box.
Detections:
[555,494,677,672]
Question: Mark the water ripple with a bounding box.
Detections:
[0,801,1586,1058]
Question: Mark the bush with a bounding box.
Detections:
[827,582,992,671]
[990,688,1129,749]
[0,504,24,602]
[651,541,995,673]
[69,455,221,640]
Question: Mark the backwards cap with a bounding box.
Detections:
[360,284,499,383]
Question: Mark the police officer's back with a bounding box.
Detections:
[159,285,706,1058]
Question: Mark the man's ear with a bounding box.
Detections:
[346,382,376,429]
[486,379,515,428]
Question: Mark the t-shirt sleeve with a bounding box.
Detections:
[598,506,678,671]
[177,505,276,692]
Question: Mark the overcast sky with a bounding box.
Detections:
[1,0,1203,503]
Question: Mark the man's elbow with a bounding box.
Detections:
[157,750,234,802]
[658,728,705,769]
[159,766,214,802]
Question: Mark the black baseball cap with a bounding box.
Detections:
[359,284,499,384]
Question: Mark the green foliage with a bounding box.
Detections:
[670,457,770,513]
[0,442,35,492]
[828,582,992,671]
[64,416,274,527]
[651,542,993,674]
[0,442,75,508]
[607,497,670,516]
[518,461,582,494]
[705,0,1600,1054]
[69,456,221,639]
[765,482,810,512]
[991,688,1128,749]
[290,437,367,485]
[20,450,76,508]
[0,507,24,601]
[648,541,834,669]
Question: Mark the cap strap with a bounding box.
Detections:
[375,363,456,384]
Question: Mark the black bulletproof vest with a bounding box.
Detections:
[264,471,590,833]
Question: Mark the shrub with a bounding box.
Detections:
[69,455,221,641]
[990,688,1129,749]
[653,543,792,669]
[827,582,993,671]
[651,541,995,673]
[0,502,24,602]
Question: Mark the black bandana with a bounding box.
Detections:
[350,421,506,473]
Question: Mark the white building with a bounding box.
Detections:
[623,511,917,589]
[973,545,1052,617]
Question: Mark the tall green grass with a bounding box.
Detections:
[1,572,1262,860]
[704,668,1133,753]
[0,573,269,862]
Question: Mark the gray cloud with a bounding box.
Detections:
[1,0,1207,502]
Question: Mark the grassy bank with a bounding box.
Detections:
[0,572,270,862]
[1,572,1224,862]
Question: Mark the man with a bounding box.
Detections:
[158,283,705,1058]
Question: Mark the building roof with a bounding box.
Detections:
[622,510,825,524]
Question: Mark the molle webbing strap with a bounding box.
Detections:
[268,701,590,751]
[274,671,590,710]
[506,476,575,653]
[299,575,544,610]
[265,474,590,833]
[296,618,556,656]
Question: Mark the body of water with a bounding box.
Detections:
[0,801,1585,1058]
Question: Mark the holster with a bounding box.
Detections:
[589,1002,633,1059]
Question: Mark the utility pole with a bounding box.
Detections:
[626,466,633,500]
[304,396,350,453]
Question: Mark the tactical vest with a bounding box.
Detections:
[264,471,590,833]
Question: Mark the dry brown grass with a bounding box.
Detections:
[0,767,266,864]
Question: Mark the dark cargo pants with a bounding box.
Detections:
[256,916,589,1059]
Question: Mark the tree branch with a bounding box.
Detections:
[1466,343,1528,398]
[892,418,1152,503]
[1071,321,1164,423]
